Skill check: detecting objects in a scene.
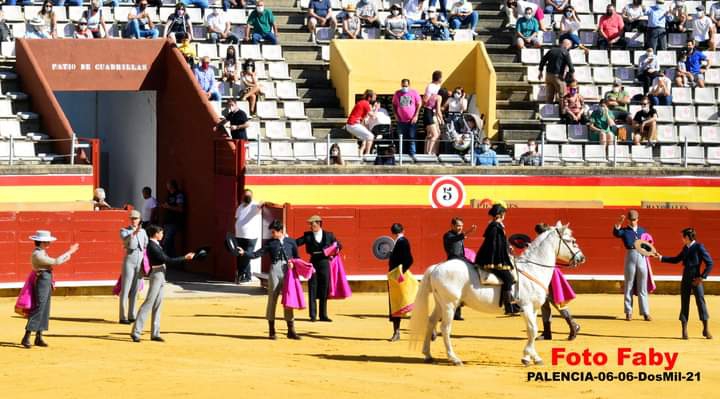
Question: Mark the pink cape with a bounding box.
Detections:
[464,248,477,263]
[112,275,145,296]
[633,232,657,295]
[550,268,576,305]
[323,242,339,257]
[14,272,37,317]
[283,258,315,309]
[328,254,352,299]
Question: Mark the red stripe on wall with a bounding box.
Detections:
[245,174,720,187]
[0,175,93,186]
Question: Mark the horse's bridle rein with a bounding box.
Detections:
[517,228,582,270]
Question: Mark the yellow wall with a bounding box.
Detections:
[329,40,497,137]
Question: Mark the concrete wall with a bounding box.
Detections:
[55,91,158,210]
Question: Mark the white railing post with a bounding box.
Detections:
[257,136,262,166]
[540,130,545,166]
[70,134,77,165]
[612,135,617,167]
[683,136,688,168]
[469,132,475,165]
[398,134,404,166]
[326,134,331,166]
[8,135,14,166]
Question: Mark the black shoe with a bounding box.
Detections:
[128,318,136,323]
[319,317,333,322]
[453,315,464,321]
[309,316,316,322]
[119,319,131,325]
[34,337,48,347]
[21,333,31,349]
[389,331,400,342]
[131,334,141,342]
[151,336,165,342]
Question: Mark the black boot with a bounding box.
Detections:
[268,320,277,340]
[453,306,464,321]
[681,321,688,339]
[390,318,401,341]
[34,332,48,347]
[319,300,332,322]
[702,320,712,339]
[21,331,31,348]
[537,321,552,340]
[503,291,519,315]
[560,309,580,341]
[286,321,301,340]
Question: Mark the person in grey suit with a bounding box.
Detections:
[613,210,652,321]
[21,230,80,348]
[131,225,194,343]
[239,220,302,340]
[119,210,148,324]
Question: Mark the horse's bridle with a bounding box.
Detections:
[518,228,582,269]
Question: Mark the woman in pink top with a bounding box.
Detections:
[423,70,444,155]
[345,89,377,156]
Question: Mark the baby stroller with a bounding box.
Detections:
[443,113,484,154]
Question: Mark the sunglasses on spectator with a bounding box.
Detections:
[641,102,650,105]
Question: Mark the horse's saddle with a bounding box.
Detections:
[478,268,516,286]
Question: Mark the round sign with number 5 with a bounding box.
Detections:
[429,176,466,208]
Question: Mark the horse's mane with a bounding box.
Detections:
[518,226,570,262]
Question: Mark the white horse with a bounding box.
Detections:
[409,222,585,366]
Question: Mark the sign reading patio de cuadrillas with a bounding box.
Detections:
[17,39,169,91]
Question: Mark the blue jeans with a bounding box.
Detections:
[125,19,159,39]
[650,95,672,106]
[397,122,417,155]
[61,0,83,5]
[209,31,239,43]
[449,12,478,31]
[181,0,209,8]
[251,31,277,44]
[429,0,447,17]
[6,0,34,4]
[559,32,581,48]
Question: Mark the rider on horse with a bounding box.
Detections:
[475,204,518,314]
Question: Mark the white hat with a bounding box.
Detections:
[427,6,437,12]
[29,17,44,27]
[29,230,57,242]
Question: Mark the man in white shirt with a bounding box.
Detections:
[205,8,239,44]
[141,186,158,227]
[691,7,717,51]
[403,0,425,26]
[711,2,720,31]
[234,188,264,283]
[449,0,478,33]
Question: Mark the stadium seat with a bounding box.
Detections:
[631,145,653,164]
[625,86,643,100]
[290,121,313,140]
[531,85,548,101]
[614,67,635,83]
[567,124,589,142]
[270,141,294,162]
[293,141,317,162]
[513,143,529,161]
[275,81,299,100]
[254,62,268,80]
[578,13,595,30]
[247,141,271,162]
[539,144,560,163]
[237,101,251,116]
[573,0,591,13]
[588,50,609,66]
[258,80,277,99]
[707,147,720,165]
[693,88,716,105]
[3,6,24,22]
[685,146,706,166]
[671,88,693,104]
[267,62,291,80]
[539,103,561,121]
[660,145,682,165]
[262,45,284,61]
[697,106,719,123]
[608,144,631,164]
[656,124,677,143]
[226,9,247,24]
[0,119,22,138]
[705,69,720,85]
[584,144,608,164]
[527,66,542,83]
[414,154,439,163]
[610,50,632,66]
[240,44,263,60]
[453,29,474,41]
[674,105,696,123]
[574,66,593,83]
[256,101,279,119]
[569,49,587,66]
[580,31,597,47]
[438,154,464,163]
[231,25,247,40]
[337,141,361,162]
[283,101,307,119]
[264,121,288,140]
[197,43,218,59]
[624,32,644,48]
[701,125,720,144]
[592,0,611,14]
[668,33,689,47]
[361,27,381,39]
[656,50,677,67]
[706,51,720,65]
[592,67,614,84]
[321,45,330,62]
[114,7,136,23]
[579,85,600,100]
[521,49,542,64]
[678,125,701,143]
[192,26,207,40]
[246,121,260,140]
[561,144,584,163]
[654,106,674,123]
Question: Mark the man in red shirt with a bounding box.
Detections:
[597,4,625,49]
[345,89,377,156]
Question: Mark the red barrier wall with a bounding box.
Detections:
[0,211,126,283]
[284,206,720,277]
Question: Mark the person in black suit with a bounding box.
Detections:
[476,204,518,315]
[657,227,714,340]
[296,215,340,322]
[131,225,194,343]
[240,220,302,340]
[388,223,413,341]
[442,217,477,320]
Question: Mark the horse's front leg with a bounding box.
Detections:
[423,305,441,363]
[440,304,462,366]
[521,303,543,366]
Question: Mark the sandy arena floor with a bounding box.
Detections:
[0,291,718,398]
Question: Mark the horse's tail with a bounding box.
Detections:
[409,265,435,350]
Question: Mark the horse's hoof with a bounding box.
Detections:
[451,359,463,367]
[521,358,531,366]
[534,359,544,366]
[424,357,434,364]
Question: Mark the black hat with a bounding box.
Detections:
[488,203,506,217]
[193,246,211,261]
[509,233,532,249]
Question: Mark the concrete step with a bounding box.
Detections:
[502,129,543,143]
[497,109,535,119]
[262,0,298,8]
[306,107,346,119]
[496,71,524,82]
[273,14,308,25]
[278,31,313,43]
[488,52,517,63]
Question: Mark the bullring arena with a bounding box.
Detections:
[1,0,720,396]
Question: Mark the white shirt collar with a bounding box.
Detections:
[687,240,696,248]
[313,229,323,242]
[394,233,404,243]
